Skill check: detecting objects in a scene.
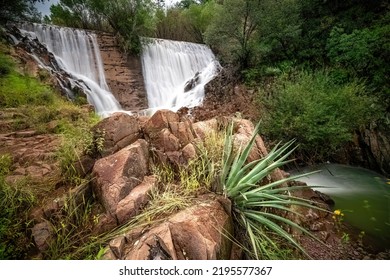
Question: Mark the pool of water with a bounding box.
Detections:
[294,164,390,249]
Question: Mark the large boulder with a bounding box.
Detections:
[168,119,196,146]
[92,139,149,214]
[144,110,199,166]
[93,112,140,157]
[115,176,157,224]
[104,195,233,260]
[192,119,218,140]
[143,109,179,140]
[154,128,181,152]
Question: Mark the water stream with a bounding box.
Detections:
[18,22,122,117]
[141,38,220,113]
[15,24,220,117]
[295,164,390,249]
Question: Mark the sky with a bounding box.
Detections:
[35,0,59,16]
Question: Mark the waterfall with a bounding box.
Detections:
[141,38,220,112]
[18,23,121,118]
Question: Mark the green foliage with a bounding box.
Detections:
[0,0,43,24]
[49,0,157,54]
[204,0,262,69]
[42,185,96,260]
[326,20,390,99]
[154,1,216,43]
[0,71,55,108]
[56,113,100,185]
[259,70,379,160]
[0,53,14,76]
[221,123,326,259]
[0,154,12,178]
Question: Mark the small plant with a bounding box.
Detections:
[341,232,350,244]
[85,128,105,157]
[332,209,345,231]
[358,231,365,245]
[221,122,326,259]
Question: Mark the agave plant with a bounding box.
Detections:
[221,122,326,259]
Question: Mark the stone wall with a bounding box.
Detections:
[96,33,148,111]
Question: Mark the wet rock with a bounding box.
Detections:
[93,113,141,157]
[92,139,149,214]
[184,72,200,92]
[115,176,157,224]
[96,34,148,111]
[32,221,53,252]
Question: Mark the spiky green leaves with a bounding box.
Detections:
[221,121,326,259]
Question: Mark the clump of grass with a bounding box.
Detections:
[55,110,101,185]
[221,122,327,259]
[0,154,37,259]
[42,181,97,260]
[0,72,55,108]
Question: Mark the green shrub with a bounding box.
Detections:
[0,53,13,76]
[259,70,379,160]
[221,123,326,259]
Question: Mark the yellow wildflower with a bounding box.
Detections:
[334,209,341,216]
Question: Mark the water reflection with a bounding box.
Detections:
[294,164,390,249]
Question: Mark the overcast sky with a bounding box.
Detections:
[35,0,59,16]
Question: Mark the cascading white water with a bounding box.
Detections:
[141,38,220,112]
[18,23,121,117]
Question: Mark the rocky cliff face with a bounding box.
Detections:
[96,33,148,111]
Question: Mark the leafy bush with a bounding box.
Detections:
[0,53,13,76]
[259,70,379,160]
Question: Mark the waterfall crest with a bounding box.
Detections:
[141,38,221,112]
[18,23,121,117]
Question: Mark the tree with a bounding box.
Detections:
[47,0,157,54]
[181,1,216,43]
[0,0,44,24]
[205,0,263,70]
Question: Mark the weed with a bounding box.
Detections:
[0,156,37,259]
[341,232,350,244]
